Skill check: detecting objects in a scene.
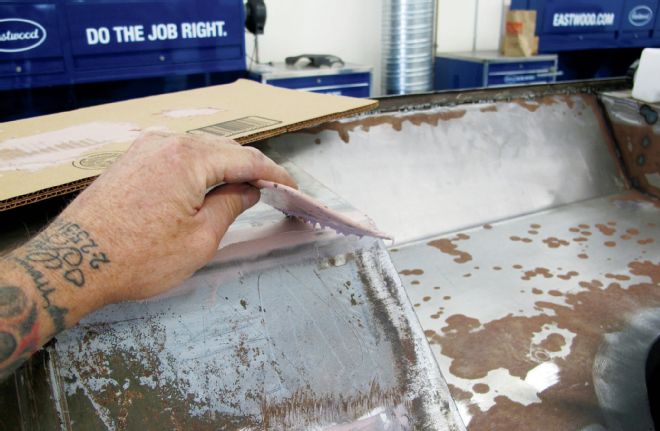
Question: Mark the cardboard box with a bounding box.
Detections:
[502,10,538,57]
[0,79,377,212]
[502,34,539,57]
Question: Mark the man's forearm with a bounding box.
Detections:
[0,217,111,380]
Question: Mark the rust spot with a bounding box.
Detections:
[557,271,579,280]
[399,269,424,276]
[423,296,431,302]
[473,383,490,394]
[581,231,592,236]
[521,267,553,281]
[626,228,640,236]
[463,273,472,278]
[314,138,321,145]
[303,109,467,143]
[548,290,563,297]
[542,237,570,248]
[427,235,473,264]
[483,224,493,230]
[560,94,576,109]
[528,230,539,235]
[605,273,631,281]
[443,296,451,300]
[595,224,616,236]
[578,224,589,229]
[514,99,541,112]
[639,238,655,245]
[578,279,603,289]
[530,224,541,229]
[424,329,436,338]
[573,237,588,242]
[411,280,420,285]
[604,241,617,247]
[513,264,523,269]
[480,105,498,113]
[578,253,589,259]
[569,227,580,233]
[532,288,543,295]
[539,333,566,352]
[493,266,502,271]
[607,221,617,226]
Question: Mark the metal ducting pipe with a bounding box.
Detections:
[382,0,436,95]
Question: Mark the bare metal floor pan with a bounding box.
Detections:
[262,83,660,430]
[389,192,659,429]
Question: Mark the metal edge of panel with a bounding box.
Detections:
[356,244,466,431]
[372,78,631,113]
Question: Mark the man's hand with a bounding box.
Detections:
[64,131,296,306]
[0,132,296,379]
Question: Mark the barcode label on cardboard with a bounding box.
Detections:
[189,116,281,137]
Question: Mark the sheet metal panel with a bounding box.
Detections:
[266,94,626,244]
[43,165,464,430]
[388,192,660,429]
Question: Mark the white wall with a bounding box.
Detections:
[247,0,505,96]
[436,0,506,53]
[245,0,382,94]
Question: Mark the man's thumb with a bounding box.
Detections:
[200,183,260,240]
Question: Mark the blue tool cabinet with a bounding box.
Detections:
[511,0,660,52]
[249,63,372,98]
[435,51,558,91]
[0,0,246,91]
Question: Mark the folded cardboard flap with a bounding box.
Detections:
[0,79,377,212]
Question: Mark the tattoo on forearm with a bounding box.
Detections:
[13,219,110,333]
[12,257,67,333]
[23,220,110,287]
[0,285,40,380]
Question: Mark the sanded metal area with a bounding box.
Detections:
[42,165,464,431]
[266,94,625,244]
[388,192,659,429]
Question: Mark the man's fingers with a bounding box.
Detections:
[198,183,260,242]
[219,145,297,188]
[185,135,297,189]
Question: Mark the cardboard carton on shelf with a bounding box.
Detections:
[501,9,539,57]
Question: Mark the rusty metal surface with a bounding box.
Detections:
[387,191,659,429]
[44,164,464,431]
[264,94,625,244]
[601,90,660,199]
